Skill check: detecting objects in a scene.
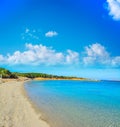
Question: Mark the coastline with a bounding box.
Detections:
[0,80,50,127]
[23,80,52,127]
[0,78,100,127]
[34,77,100,82]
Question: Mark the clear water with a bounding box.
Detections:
[25,80,120,127]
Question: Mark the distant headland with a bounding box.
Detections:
[0,67,99,82]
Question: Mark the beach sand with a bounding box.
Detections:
[0,80,50,127]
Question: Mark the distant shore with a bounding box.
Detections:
[0,77,100,82]
[0,67,100,82]
[34,77,100,82]
[0,80,50,127]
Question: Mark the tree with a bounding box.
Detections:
[0,68,18,79]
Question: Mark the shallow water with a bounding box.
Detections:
[25,80,120,127]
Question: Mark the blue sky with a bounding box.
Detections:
[0,0,120,80]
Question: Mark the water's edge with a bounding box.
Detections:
[24,80,120,127]
[23,81,52,127]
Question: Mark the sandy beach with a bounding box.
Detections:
[0,80,50,127]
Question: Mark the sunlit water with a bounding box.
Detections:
[25,80,120,127]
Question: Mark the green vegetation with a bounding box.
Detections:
[14,72,84,79]
[0,67,85,80]
[0,68,18,78]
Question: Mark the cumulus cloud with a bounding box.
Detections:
[106,0,120,20]
[0,43,120,67]
[83,43,110,65]
[0,44,79,66]
[45,31,58,37]
[66,50,79,64]
[83,43,120,67]
[111,56,120,66]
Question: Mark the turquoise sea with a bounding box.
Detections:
[25,80,120,127]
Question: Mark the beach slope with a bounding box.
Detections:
[0,81,50,127]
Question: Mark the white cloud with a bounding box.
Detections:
[83,43,120,67]
[83,43,110,65]
[106,0,120,20]
[7,50,36,65]
[83,56,96,65]
[0,44,79,66]
[0,43,120,67]
[66,50,79,64]
[85,43,109,57]
[111,56,120,66]
[45,31,58,37]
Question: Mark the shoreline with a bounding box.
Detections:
[0,78,100,127]
[0,80,50,127]
[34,77,100,82]
[23,81,52,127]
